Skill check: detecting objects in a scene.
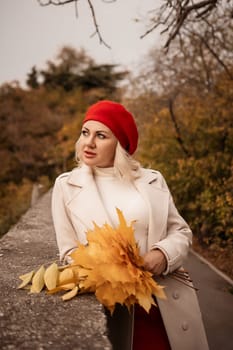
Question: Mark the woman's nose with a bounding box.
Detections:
[86,135,96,148]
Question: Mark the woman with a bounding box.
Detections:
[52,100,209,350]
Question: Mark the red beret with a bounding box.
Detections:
[83,100,138,155]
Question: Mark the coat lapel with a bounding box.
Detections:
[65,166,113,231]
[135,170,170,249]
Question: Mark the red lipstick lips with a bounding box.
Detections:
[84,150,96,157]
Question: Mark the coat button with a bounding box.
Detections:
[182,321,189,331]
[172,291,180,299]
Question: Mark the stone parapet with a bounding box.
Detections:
[0,190,112,350]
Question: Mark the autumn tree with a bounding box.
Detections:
[28,46,128,96]
[26,66,40,89]
[128,9,233,256]
[0,85,62,183]
[39,47,94,91]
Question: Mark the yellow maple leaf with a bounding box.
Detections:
[44,263,58,290]
[57,267,75,285]
[47,282,77,294]
[30,265,45,293]
[68,208,166,313]
[62,286,78,301]
[18,270,34,289]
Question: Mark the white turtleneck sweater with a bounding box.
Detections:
[93,167,149,255]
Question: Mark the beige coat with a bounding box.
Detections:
[52,165,209,350]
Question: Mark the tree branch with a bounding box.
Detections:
[87,0,111,48]
[141,0,220,48]
[168,98,191,157]
[195,32,233,80]
[164,0,219,48]
[38,0,77,5]
[37,0,112,48]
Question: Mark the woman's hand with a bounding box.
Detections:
[143,249,167,275]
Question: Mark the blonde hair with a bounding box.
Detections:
[75,140,141,182]
[113,142,141,181]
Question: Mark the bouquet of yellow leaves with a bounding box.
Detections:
[18,209,166,314]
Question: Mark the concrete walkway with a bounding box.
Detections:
[185,252,233,350]
[0,189,232,349]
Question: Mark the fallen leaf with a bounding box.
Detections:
[18,270,34,289]
[30,265,45,293]
[44,263,58,290]
[62,286,78,301]
[57,267,75,285]
[47,282,77,294]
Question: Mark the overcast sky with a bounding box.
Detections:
[0,0,163,87]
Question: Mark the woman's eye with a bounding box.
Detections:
[81,130,88,136]
[97,133,106,139]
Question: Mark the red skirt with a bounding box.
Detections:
[133,304,171,350]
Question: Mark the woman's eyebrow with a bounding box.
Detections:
[82,126,111,135]
[96,130,109,134]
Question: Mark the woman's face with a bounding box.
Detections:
[77,120,118,168]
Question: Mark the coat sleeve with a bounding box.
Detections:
[150,172,192,274]
[51,175,78,263]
